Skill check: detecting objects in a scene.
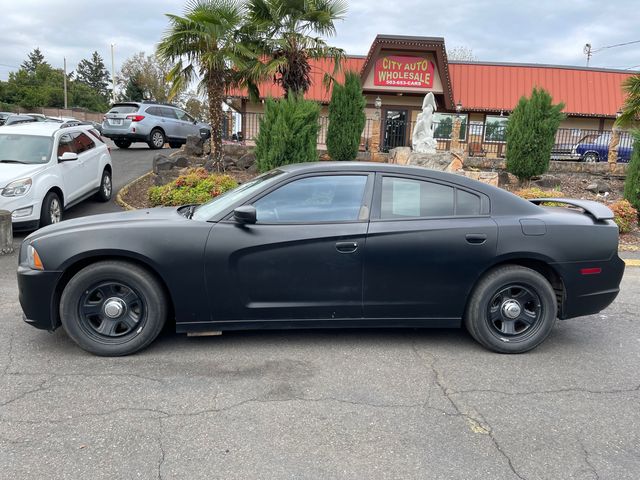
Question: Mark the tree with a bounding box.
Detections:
[447,46,477,62]
[617,74,640,129]
[248,0,347,97]
[21,48,49,73]
[158,0,265,162]
[434,116,453,139]
[255,94,319,172]
[183,95,210,122]
[505,88,565,182]
[118,52,175,103]
[624,133,640,211]
[327,71,365,160]
[76,51,111,100]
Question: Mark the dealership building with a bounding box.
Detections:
[229,34,636,155]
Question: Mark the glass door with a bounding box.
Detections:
[382,109,408,152]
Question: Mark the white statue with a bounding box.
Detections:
[412,92,438,153]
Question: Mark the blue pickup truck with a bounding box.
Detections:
[575,132,634,163]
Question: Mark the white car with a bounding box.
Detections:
[0,121,112,230]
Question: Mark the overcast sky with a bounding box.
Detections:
[0,0,638,81]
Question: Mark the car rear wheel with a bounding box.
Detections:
[583,152,599,163]
[60,261,167,356]
[114,140,131,149]
[95,168,112,202]
[148,129,165,149]
[40,191,62,227]
[464,265,557,353]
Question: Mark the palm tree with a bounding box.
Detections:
[248,0,348,97]
[617,74,640,129]
[157,0,264,161]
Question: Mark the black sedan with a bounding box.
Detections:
[18,163,624,356]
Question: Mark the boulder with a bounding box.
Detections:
[585,181,611,193]
[389,147,412,165]
[236,152,256,170]
[173,155,190,168]
[183,135,204,157]
[407,151,454,171]
[152,154,174,174]
[532,174,562,189]
[498,171,519,188]
[221,155,238,170]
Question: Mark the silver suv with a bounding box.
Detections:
[102,102,211,149]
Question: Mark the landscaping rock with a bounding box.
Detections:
[173,155,190,168]
[152,154,174,174]
[532,174,562,189]
[222,155,238,170]
[585,181,611,193]
[389,147,412,165]
[247,163,259,174]
[184,135,204,157]
[236,152,256,170]
[408,151,455,171]
[498,171,519,188]
[0,210,13,255]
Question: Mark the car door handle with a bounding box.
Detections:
[465,234,487,245]
[335,241,358,253]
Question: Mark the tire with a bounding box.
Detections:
[464,265,557,354]
[95,168,112,202]
[60,261,167,356]
[169,142,182,149]
[148,129,165,149]
[40,191,62,227]
[114,140,131,149]
[583,152,599,163]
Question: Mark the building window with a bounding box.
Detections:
[433,113,468,141]
[484,115,508,143]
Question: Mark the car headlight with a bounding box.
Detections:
[26,244,44,270]
[2,178,32,197]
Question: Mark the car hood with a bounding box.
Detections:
[26,207,188,242]
[0,163,47,188]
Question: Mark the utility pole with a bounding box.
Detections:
[111,43,116,104]
[63,57,68,109]
[583,44,592,67]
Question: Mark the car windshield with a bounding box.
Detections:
[0,134,52,164]
[191,170,286,221]
[594,134,611,144]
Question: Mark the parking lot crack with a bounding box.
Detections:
[579,440,600,480]
[0,378,48,408]
[1,333,15,377]
[411,343,527,480]
[157,417,166,480]
[449,384,640,397]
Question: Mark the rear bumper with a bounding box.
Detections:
[557,255,625,319]
[17,265,61,330]
[102,131,150,143]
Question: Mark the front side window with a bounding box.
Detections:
[381,177,454,219]
[254,175,368,223]
[175,109,194,122]
[71,132,95,154]
[57,133,74,157]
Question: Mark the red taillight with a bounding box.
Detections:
[580,267,602,275]
[126,115,145,122]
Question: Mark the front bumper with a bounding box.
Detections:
[0,193,41,226]
[17,265,62,330]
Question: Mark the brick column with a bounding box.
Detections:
[450,116,462,152]
[607,127,620,165]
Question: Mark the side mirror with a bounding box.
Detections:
[58,152,78,162]
[233,205,257,224]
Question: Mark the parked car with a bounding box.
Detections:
[0,112,14,125]
[2,114,39,126]
[574,132,634,163]
[18,163,624,356]
[102,101,211,149]
[0,121,112,230]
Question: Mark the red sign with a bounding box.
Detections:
[374,55,435,88]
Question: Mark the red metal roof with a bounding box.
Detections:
[449,62,635,117]
[230,57,635,118]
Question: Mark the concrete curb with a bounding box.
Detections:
[116,171,154,211]
[625,259,640,267]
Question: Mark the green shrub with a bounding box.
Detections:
[148,167,237,206]
[255,94,320,172]
[610,199,638,234]
[514,187,564,206]
[327,71,366,161]
[506,88,565,182]
[623,133,640,211]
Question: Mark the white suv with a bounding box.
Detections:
[0,122,112,230]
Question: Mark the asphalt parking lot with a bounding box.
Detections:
[2,147,640,479]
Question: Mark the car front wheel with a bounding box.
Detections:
[40,191,62,227]
[464,265,557,353]
[583,152,599,163]
[60,261,167,356]
[95,168,112,202]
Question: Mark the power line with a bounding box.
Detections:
[592,39,640,53]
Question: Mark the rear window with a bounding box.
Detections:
[108,104,139,114]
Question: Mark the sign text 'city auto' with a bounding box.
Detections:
[374,56,435,88]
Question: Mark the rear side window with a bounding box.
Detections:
[145,106,161,116]
[456,189,481,215]
[160,107,177,119]
[71,132,95,154]
[381,177,454,218]
[108,104,138,114]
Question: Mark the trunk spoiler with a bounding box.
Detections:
[529,198,614,221]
